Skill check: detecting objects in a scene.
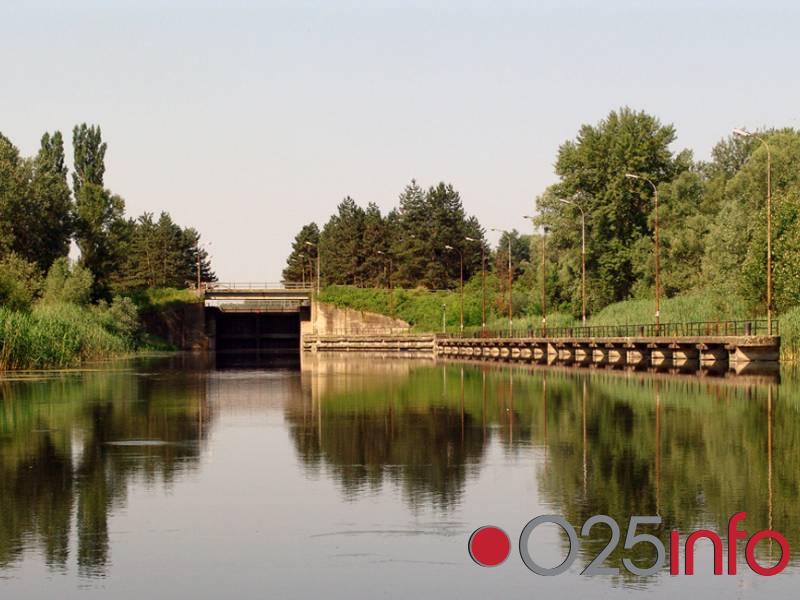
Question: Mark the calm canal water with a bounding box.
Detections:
[0,353,797,599]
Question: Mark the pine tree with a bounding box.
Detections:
[319,197,365,285]
[359,203,388,287]
[282,223,319,284]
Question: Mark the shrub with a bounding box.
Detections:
[41,257,93,306]
[0,253,42,311]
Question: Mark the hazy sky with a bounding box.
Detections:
[2,1,799,280]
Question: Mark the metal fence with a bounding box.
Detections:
[437,319,777,339]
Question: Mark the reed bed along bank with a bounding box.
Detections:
[0,303,133,370]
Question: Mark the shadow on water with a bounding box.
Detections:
[211,350,300,371]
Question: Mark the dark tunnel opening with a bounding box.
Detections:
[209,309,303,369]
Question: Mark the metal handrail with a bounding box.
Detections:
[437,319,778,339]
[205,281,313,291]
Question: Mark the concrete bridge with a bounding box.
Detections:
[203,282,312,353]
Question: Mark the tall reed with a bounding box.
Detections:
[0,304,131,370]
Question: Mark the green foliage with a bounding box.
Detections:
[72,180,127,298]
[90,296,140,344]
[71,123,106,194]
[537,108,689,310]
[319,285,463,332]
[128,287,201,311]
[319,197,366,285]
[27,132,73,270]
[41,257,93,306]
[0,254,42,311]
[287,180,488,291]
[112,212,214,291]
[684,129,800,317]
[282,222,319,284]
[0,303,132,370]
[780,305,800,361]
[0,132,73,271]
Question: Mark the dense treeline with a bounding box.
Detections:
[0,124,214,310]
[286,107,800,323]
[284,182,491,290]
[0,124,215,367]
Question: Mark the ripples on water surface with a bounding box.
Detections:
[0,353,797,598]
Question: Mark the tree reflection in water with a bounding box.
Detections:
[0,364,210,577]
[289,357,799,573]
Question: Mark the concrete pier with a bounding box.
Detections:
[434,335,780,368]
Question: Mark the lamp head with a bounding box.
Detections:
[624,173,639,180]
[733,128,751,138]
[444,244,454,250]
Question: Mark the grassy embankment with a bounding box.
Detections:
[318,285,800,361]
[0,288,199,371]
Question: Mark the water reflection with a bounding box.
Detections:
[0,364,210,577]
[291,356,798,574]
[0,354,797,595]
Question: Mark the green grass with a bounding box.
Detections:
[780,306,800,361]
[127,287,201,312]
[586,292,750,326]
[318,285,798,360]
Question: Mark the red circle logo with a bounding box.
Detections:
[469,525,511,567]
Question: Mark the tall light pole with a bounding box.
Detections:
[625,173,660,331]
[465,236,486,336]
[524,216,547,336]
[441,303,447,334]
[733,128,773,336]
[377,250,395,320]
[491,228,513,336]
[444,244,464,333]
[304,241,320,295]
[299,252,307,288]
[559,197,587,324]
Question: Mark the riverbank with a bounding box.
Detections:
[317,286,800,361]
[0,301,150,370]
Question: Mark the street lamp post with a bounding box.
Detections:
[625,173,661,331]
[733,128,773,336]
[444,244,464,333]
[558,197,587,325]
[377,250,395,320]
[304,241,321,295]
[523,216,547,336]
[441,303,447,334]
[465,236,486,336]
[491,228,513,336]
[299,252,307,288]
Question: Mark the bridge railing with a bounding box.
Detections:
[438,319,777,339]
[205,281,312,291]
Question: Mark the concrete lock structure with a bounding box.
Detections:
[148,283,781,374]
